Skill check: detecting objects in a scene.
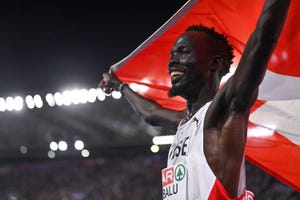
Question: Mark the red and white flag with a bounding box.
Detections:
[111,0,300,191]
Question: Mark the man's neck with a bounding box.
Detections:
[186,86,212,118]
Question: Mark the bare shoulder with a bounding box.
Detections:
[204,83,230,129]
[204,80,249,157]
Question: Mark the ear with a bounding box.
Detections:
[209,55,223,72]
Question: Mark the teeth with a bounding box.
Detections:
[170,71,184,79]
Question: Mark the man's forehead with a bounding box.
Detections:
[174,31,212,48]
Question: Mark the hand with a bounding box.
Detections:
[98,72,123,95]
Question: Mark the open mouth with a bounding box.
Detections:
[170,70,185,84]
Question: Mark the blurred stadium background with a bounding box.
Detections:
[0,0,299,199]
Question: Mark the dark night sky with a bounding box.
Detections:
[0,0,187,96]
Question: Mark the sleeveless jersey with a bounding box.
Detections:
[161,102,254,200]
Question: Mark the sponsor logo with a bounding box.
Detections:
[192,117,199,127]
[175,164,186,181]
[162,164,186,199]
[162,184,178,199]
[168,136,189,160]
[162,167,174,187]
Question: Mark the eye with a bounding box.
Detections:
[170,47,190,58]
[179,48,190,55]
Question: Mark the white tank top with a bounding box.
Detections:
[162,102,249,200]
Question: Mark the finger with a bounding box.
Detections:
[110,71,118,79]
[103,73,113,82]
[102,73,110,79]
[98,79,106,88]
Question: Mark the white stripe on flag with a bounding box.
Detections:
[250,100,300,145]
[258,70,300,100]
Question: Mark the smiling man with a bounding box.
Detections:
[99,0,291,199]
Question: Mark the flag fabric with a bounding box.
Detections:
[110,0,300,191]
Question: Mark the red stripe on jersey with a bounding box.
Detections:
[208,179,253,200]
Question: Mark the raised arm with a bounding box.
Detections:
[204,1,291,196]
[225,0,291,110]
[99,72,185,131]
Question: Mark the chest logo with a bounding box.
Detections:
[169,136,190,160]
[175,164,186,181]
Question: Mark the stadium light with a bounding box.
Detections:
[74,140,84,150]
[45,93,55,107]
[152,135,174,145]
[81,149,90,158]
[48,150,55,159]
[58,140,68,151]
[14,96,24,111]
[25,95,35,109]
[33,94,43,108]
[0,87,121,112]
[49,141,58,151]
[150,144,160,153]
[6,97,14,111]
[0,98,6,112]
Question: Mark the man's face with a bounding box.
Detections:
[168,31,214,98]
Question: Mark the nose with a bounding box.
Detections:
[168,53,179,68]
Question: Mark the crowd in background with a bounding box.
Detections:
[0,155,298,200]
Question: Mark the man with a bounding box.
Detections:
[99,0,291,199]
